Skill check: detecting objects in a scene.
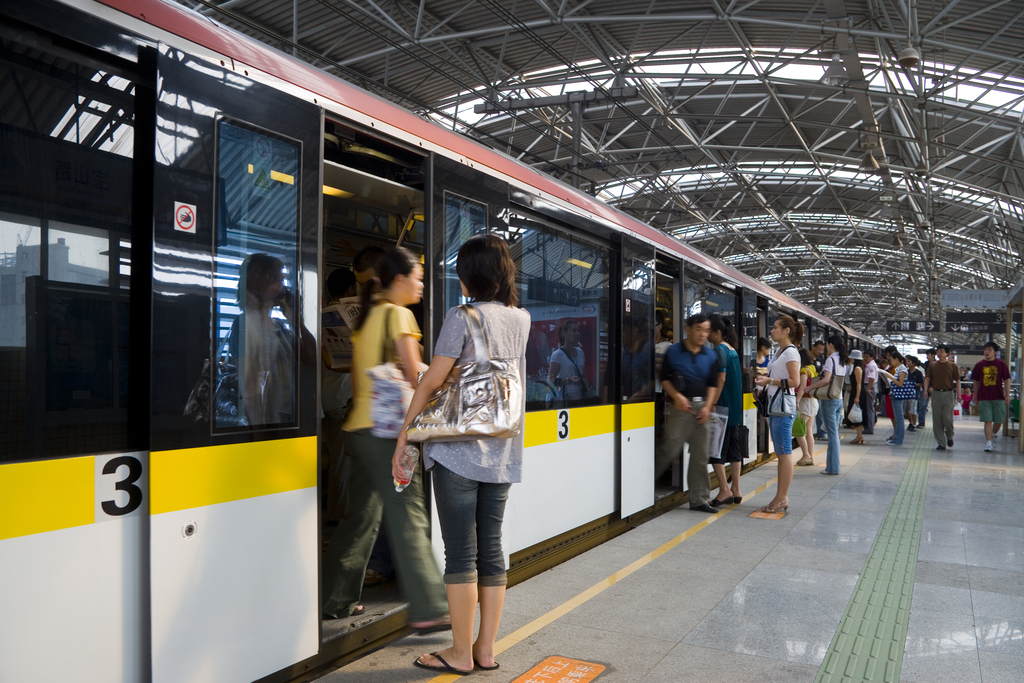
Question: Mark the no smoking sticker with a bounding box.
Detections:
[174,202,197,233]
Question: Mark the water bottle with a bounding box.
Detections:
[394,444,420,492]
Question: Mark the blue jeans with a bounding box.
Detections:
[431,463,512,586]
[820,398,842,474]
[814,409,825,437]
[917,394,928,427]
[769,414,795,455]
[891,399,906,445]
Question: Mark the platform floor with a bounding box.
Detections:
[314,419,1023,683]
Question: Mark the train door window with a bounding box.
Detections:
[0,33,137,461]
[510,210,611,411]
[741,290,757,369]
[704,283,736,324]
[212,120,302,429]
[682,268,701,318]
[622,239,654,403]
[443,192,487,312]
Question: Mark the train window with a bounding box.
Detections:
[212,120,302,429]
[443,191,487,312]
[622,241,655,403]
[0,38,136,462]
[509,212,611,411]
[48,223,111,287]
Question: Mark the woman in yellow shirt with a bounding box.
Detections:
[795,348,819,466]
[321,247,449,632]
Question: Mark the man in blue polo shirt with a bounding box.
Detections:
[654,313,724,513]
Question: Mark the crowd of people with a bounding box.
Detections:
[310,235,1014,674]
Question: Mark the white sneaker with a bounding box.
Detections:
[984,441,993,452]
[991,433,998,440]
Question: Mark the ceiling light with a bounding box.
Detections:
[898,46,921,69]
[821,53,850,87]
[859,153,880,173]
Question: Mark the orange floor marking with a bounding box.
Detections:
[510,656,605,683]
[748,510,786,520]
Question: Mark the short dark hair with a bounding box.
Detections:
[353,245,386,274]
[927,348,936,354]
[685,313,709,328]
[757,336,771,350]
[937,343,952,353]
[985,341,1000,352]
[326,267,356,299]
[811,340,825,349]
[863,349,875,358]
[456,234,518,306]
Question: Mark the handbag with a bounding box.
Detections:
[366,307,415,438]
[792,415,806,437]
[810,358,844,400]
[406,305,524,442]
[848,403,863,423]
[768,381,797,417]
[183,332,247,428]
[707,412,727,460]
[891,372,916,400]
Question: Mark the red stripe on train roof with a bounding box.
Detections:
[95,0,847,332]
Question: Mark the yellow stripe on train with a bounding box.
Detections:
[0,457,93,541]
[525,403,654,448]
[150,436,317,515]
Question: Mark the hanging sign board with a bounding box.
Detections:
[941,289,1008,310]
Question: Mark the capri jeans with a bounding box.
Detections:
[769,414,795,455]
[431,463,512,586]
[819,398,843,474]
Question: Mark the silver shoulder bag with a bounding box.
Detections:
[405,305,524,442]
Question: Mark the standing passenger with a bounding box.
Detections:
[862,350,879,434]
[549,319,587,405]
[708,315,744,505]
[794,348,818,466]
[655,314,724,513]
[906,356,925,431]
[396,235,530,675]
[754,316,803,511]
[321,247,449,630]
[806,336,848,473]
[885,349,910,446]
[924,344,960,450]
[845,350,865,444]
[810,340,827,439]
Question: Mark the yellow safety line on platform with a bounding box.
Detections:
[427,443,831,681]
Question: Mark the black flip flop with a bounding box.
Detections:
[413,620,453,635]
[413,652,472,676]
[474,659,500,671]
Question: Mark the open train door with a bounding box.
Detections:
[148,46,322,683]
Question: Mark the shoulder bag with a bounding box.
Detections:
[810,358,844,400]
[768,380,798,417]
[406,305,524,442]
[366,306,415,438]
[890,369,917,400]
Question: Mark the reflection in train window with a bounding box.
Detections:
[507,212,610,412]
[443,192,487,313]
[213,120,302,429]
[622,242,654,403]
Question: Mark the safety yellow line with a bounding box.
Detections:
[426,442,832,681]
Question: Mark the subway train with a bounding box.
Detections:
[0,1,881,682]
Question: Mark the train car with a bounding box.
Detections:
[0,1,876,682]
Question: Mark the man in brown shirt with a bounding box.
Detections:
[924,344,961,450]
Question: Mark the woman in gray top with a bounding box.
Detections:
[393,234,530,676]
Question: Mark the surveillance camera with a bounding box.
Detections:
[898,46,920,69]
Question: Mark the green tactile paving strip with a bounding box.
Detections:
[815,433,932,683]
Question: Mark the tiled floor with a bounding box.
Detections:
[314,419,1023,682]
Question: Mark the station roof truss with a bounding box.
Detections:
[173,0,1024,338]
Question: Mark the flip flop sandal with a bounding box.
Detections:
[475,659,500,671]
[413,652,472,676]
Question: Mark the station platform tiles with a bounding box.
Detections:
[314,420,1023,683]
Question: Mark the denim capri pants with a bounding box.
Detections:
[431,463,512,586]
